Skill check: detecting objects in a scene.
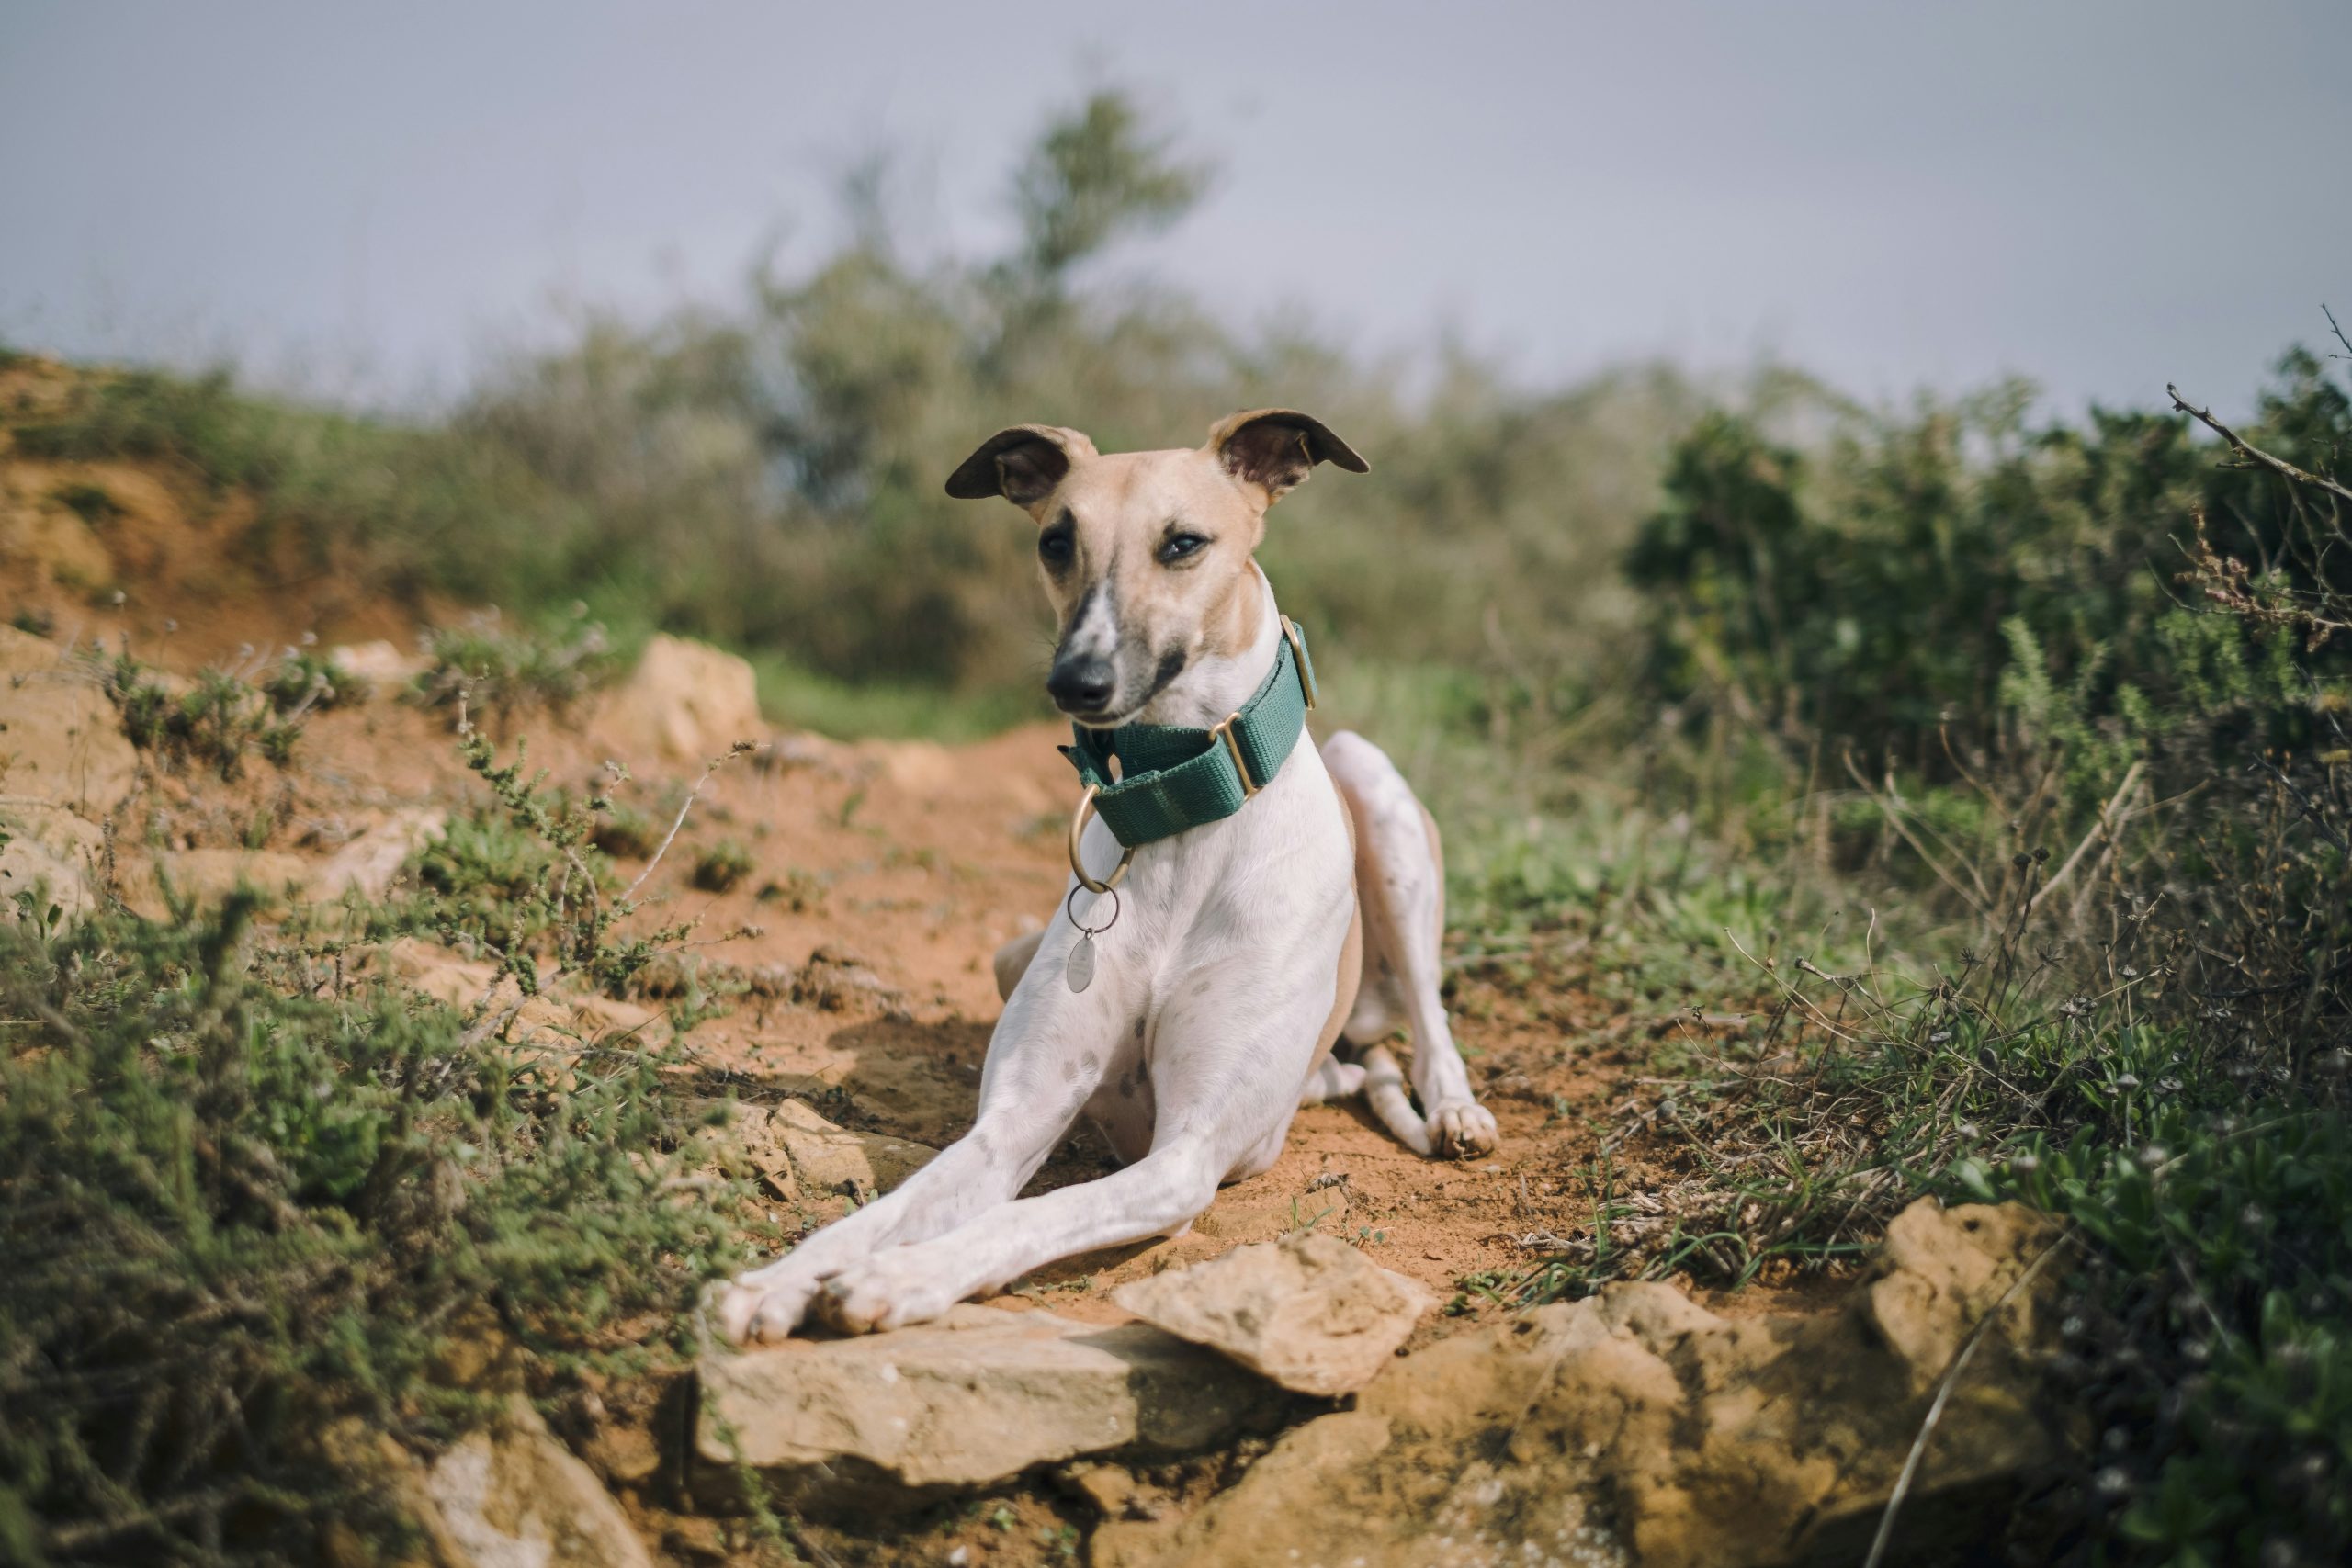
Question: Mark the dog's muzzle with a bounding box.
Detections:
[1046,652,1117,719]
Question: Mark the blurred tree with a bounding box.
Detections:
[1005,90,1209,293]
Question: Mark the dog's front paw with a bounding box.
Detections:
[811,1251,958,1335]
[1429,1098,1499,1158]
[717,1261,828,1345]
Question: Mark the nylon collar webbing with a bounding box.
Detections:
[1059,616,1318,850]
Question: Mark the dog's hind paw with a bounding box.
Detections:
[1429,1098,1499,1158]
[812,1253,956,1335]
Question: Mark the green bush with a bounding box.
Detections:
[0,897,748,1562]
[49,481,125,526]
[406,733,707,998]
[98,653,305,779]
[691,839,754,894]
[413,808,582,956]
[1591,325,2352,1564]
[590,802,661,860]
[261,649,365,715]
[1627,355,2352,793]
[412,615,616,729]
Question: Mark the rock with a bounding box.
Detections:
[752,731,856,775]
[705,1101,802,1203]
[1110,1234,1434,1396]
[742,962,797,998]
[0,799,103,918]
[660,1517,732,1563]
[307,808,447,901]
[1065,1460,1193,1568]
[328,638,432,690]
[594,635,763,768]
[316,1398,654,1568]
[729,1098,934,1201]
[424,1401,656,1568]
[794,944,902,1012]
[379,938,662,1052]
[1864,1194,2056,1392]
[578,1420,663,1491]
[119,848,311,918]
[556,1370,671,1493]
[0,626,141,812]
[695,1305,1290,1497]
[1061,1461,1143,1517]
[1138,1199,2067,1568]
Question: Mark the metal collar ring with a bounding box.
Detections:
[1067,783,1136,893]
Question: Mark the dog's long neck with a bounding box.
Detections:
[1132,563,1280,730]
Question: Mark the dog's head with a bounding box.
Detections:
[945,410,1366,727]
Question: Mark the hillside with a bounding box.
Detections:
[0,355,2089,1567]
[8,279,2351,1566]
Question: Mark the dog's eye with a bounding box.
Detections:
[1038,529,1074,568]
[1157,533,1208,566]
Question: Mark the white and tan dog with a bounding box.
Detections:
[719,409,1496,1340]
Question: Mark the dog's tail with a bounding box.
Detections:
[1360,1044,1431,1156]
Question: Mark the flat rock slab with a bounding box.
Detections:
[1110,1233,1434,1396]
[696,1304,1288,1494]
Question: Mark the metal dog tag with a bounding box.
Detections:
[1061,885,1119,994]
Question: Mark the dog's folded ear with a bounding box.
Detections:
[1205,409,1368,505]
[944,425,1099,507]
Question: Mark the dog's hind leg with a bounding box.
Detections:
[1295,883,1365,1110]
[992,926,1047,1001]
[1322,730,1498,1157]
[1358,1043,1432,1155]
[1298,1055,1366,1104]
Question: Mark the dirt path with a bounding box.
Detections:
[255,693,1647,1325]
[583,718,1649,1323]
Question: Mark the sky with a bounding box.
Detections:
[2,1,2346,417]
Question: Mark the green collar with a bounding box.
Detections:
[1060,615,1319,853]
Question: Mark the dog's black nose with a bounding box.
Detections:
[1046,656,1115,714]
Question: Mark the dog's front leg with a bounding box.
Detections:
[812,954,1338,1333]
[718,919,1128,1343]
[718,1130,1021,1343]
[813,1137,1228,1333]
